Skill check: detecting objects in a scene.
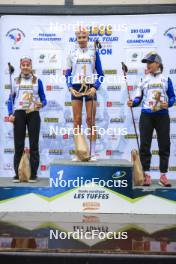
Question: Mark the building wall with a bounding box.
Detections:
[0,0,175,5]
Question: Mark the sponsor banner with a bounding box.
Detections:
[0,14,176,181]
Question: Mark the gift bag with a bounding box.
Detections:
[74,134,90,161]
[18,149,31,182]
[131,149,144,186]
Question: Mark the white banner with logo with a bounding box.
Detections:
[0,14,176,179]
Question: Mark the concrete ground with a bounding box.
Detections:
[0,177,49,187]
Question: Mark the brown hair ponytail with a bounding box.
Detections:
[160,63,163,73]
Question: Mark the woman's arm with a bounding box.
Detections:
[128,81,143,107]
[7,79,16,116]
[7,92,16,115]
[93,51,104,90]
[167,77,175,107]
[65,53,73,89]
[38,79,47,107]
[132,93,143,107]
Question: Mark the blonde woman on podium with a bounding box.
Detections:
[65,26,104,161]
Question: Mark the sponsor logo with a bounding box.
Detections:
[170,118,176,123]
[170,134,176,139]
[107,85,121,91]
[49,149,63,155]
[46,85,64,91]
[6,130,14,139]
[63,134,69,139]
[4,84,11,90]
[131,52,139,62]
[44,118,59,123]
[170,69,176,74]
[42,69,56,75]
[6,28,25,49]
[98,48,112,56]
[106,150,123,156]
[152,150,159,155]
[40,165,47,171]
[45,100,62,110]
[128,85,138,91]
[110,117,125,123]
[69,150,76,155]
[150,166,159,170]
[107,101,124,107]
[65,117,73,123]
[4,116,10,122]
[33,33,62,42]
[82,215,100,223]
[104,70,117,75]
[89,26,113,36]
[169,166,176,171]
[124,134,139,139]
[164,27,176,49]
[38,54,46,63]
[63,134,74,139]
[4,148,14,154]
[42,133,56,139]
[82,202,100,211]
[65,101,72,106]
[127,69,138,75]
[3,163,13,170]
[49,54,57,63]
[126,27,155,45]
[112,170,126,179]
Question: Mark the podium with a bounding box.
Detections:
[0,159,175,214]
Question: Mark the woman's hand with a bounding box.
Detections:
[69,88,82,97]
[87,87,96,97]
[9,115,15,123]
[161,101,168,109]
[35,102,43,110]
[127,99,133,107]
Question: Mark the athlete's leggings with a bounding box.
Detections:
[13,110,41,178]
[139,112,170,173]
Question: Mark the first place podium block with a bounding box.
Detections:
[50,160,176,214]
[49,159,133,213]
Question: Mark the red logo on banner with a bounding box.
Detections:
[63,134,69,139]
[107,101,112,107]
[106,150,112,156]
[41,165,46,171]
[128,85,133,91]
[4,116,9,122]
[46,85,52,91]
